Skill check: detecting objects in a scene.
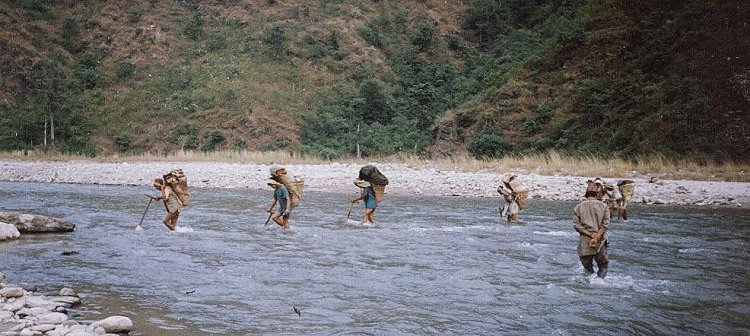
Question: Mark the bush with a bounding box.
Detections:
[200,129,226,152]
[262,25,287,57]
[206,30,227,52]
[115,61,135,80]
[184,12,204,41]
[469,130,511,159]
[410,21,435,52]
[171,124,199,150]
[114,133,132,152]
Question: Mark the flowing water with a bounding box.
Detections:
[0,181,748,335]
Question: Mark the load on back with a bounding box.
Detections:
[164,169,189,206]
[269,165,304,208]
[358,165,388,202]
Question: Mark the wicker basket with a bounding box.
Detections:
[164,169,189,206]
[619,183,635,204]
[515,190,528,210]
[372,184,386,203]
[286,180,304,208]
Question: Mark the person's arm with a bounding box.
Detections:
[590,206,611,245]
[351,190,364,203]
[282,188,291,215]
[267,198,277,213]
[573,207,595,238]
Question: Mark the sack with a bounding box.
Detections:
[164,169,189,206]
[372,184,386,203]
[359,165,389,185]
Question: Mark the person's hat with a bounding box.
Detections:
[594,177,603,185]
[353,179,371,188]
[267,180,282,187]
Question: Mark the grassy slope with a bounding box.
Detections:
[0,0,748,161]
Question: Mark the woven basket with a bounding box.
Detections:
[619,183,635,203]
[164,169,189,206]
[372,184,386,203]
[272,173,295,185]
[515,190,528,210]
[286,180,304,208]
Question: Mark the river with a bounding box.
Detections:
[0,181,748,335]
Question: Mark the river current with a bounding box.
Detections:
[0,181,748,335]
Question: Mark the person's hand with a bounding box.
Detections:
[267,208,273,213]
[282,211,290,219]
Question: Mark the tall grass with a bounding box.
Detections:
[0,150,747,182]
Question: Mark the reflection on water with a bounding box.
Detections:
[0,181,748,335]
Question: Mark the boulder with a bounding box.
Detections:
[90,316,133,333]
[0,287,25,298]
[0,222,20,241]
[0,212,74,234]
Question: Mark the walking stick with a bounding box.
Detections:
[136,197,153,230]
[347,201,354,219]
[264,212,273,226]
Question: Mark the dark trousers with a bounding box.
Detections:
[580,243,609,278]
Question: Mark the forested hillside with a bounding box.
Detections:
[1,0,748,162]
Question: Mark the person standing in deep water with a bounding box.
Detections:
[573,188,612,278]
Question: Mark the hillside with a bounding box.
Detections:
[0,0,748,162]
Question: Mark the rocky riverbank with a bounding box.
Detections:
[0,159,747,207]
[0,271,133,335]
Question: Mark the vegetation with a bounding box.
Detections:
[0,0,747,165]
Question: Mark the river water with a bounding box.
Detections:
[0,181,748,335]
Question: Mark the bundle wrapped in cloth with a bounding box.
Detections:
[269,164,304,208]
[358,165,389,202]
[164,169,189,206]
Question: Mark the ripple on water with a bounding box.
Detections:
[0,182,748,335]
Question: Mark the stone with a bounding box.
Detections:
[59,288,77,297]
[0,287,25,298]
[90,316,133,333]
[0,212,75,234]
[0,222,20,241]
[36,312,68,325]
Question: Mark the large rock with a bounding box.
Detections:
[90,315,133,333]
[0,222,20,241]
[0,212,75,233]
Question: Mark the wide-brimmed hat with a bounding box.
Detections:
[594,177,603,185]
[353,179,371,188]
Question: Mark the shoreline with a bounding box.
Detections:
[0,159,747,208]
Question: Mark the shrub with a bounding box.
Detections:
[469,130,511,159]
[262,25,287,57]
[114,133,132,152]
[184,12,204,41]
[200,129,226,152]
[115,61,135,80]
[206,30,227,52]
[410,21,435,52]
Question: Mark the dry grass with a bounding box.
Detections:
[1,150,747,182]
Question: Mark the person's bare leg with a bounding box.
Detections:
[164,213,177,231]
[272,212,284,227]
